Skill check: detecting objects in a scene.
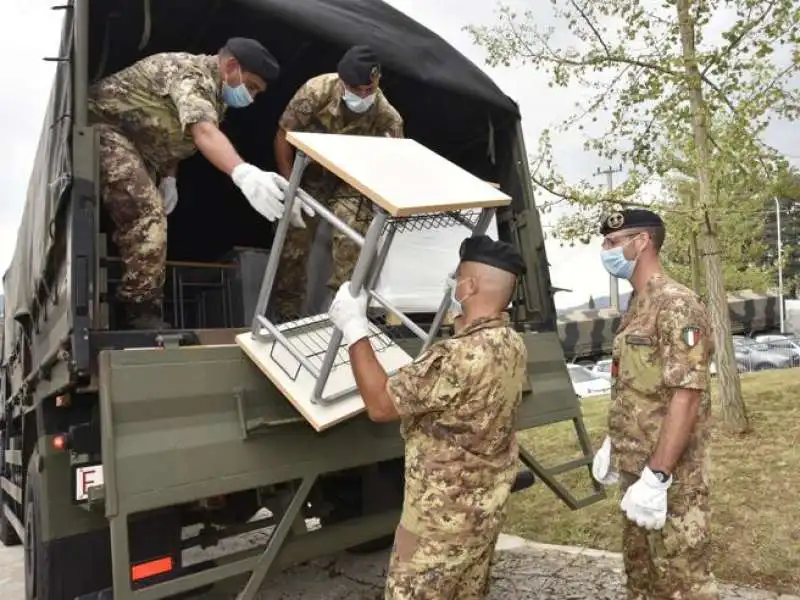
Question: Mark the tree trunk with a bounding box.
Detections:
[699,228,749,431]
[676,0,750,432]
[689,231,702,294]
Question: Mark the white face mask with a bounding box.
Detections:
[343,89,376,113]
[446,275,465,317]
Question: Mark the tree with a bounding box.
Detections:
[466,0,800,432]
[660,174,774,295]
[588,295,596,309]
[764,169,800,298]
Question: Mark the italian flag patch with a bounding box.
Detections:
[682,326,701,348]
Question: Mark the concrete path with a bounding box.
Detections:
[2,534,798,599]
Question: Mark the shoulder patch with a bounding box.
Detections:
[681,325,702,348]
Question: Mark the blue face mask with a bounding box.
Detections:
[600,245,637,280]
[222,68,253,108]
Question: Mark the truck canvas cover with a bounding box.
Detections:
[3,0,523,359]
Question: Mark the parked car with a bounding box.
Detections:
[753,334,800,366]
[591,358,613,381]
[730,336,794,371]
[567,364,612,398]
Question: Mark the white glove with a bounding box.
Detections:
[620,467,672,530]
[591,436,619,486]
[329,282,370,348]
[231,163,286,221]
[159,176,179,215]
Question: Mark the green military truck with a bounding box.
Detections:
[558,291,781,366]
[0,1,602,598]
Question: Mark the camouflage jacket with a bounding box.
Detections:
[278,73,404,199]
[88,52,226,174]
[386,314,527,541]
[608,273,713,475]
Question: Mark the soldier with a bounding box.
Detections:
[271,44,404,320]
[327,235,528,599]
[88,37,312,329]
[590,209,719,600]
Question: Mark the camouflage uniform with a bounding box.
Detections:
[88,52,226,314]
[383,314,527,600]
[609,273,719,600]
[273,73,404,320]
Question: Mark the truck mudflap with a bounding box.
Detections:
[95,330,600,598]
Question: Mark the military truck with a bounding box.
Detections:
[559,291,781,366]
[0,1,602,598]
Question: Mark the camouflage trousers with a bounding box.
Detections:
[621,471,719,600]
[271,185,373,321]
[384,525,500,600]
[96,124,167,307]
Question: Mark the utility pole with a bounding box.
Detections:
[595,165,623,310]
[776,196,785,333]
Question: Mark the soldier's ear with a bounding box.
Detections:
[461,276,478,299]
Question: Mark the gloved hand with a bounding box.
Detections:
[231,163,286,221]
[620,466,672,530]
[159,176,179,215]
[329,282,370,348]
[277,182,317,229]
[591,436,620,486]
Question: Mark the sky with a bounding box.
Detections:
[1,1,797,310]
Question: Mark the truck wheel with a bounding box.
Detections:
[24,449,44,600]
[319,462,403,555]
[25,450,114,600]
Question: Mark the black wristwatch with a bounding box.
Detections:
[651,469,670,483]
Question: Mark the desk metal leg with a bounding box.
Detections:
[311,208,390,403]
[250,153,310,336]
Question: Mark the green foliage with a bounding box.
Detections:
[659,171,775,292]
[465,0,800,247]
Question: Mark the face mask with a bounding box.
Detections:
[222,67,253,108]
[343,90,375,114]
[600,237,640,280]
[446,276,465,317]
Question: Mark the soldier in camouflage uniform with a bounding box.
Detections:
[328,235,528,599]
[590,209,719,600]
[271,45,404,321]
[89,37,312,329]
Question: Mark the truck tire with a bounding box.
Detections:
[24,448,44,600]
[25,449,114,600]
[319,462,403,555]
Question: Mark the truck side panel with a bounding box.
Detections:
[98,331,580,517]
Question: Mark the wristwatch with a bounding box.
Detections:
[650,469,670,483]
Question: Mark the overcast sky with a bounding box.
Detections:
[2,2,797,310]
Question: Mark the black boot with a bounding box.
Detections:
[123,302,172,330]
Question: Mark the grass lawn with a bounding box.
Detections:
[507,368,800,593]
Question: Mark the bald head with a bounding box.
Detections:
[457,260,517,313]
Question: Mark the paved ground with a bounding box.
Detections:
[2,534,799,600]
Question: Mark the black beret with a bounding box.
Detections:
[459,235,527,276]
[337,45,381,87]
[599,208,664,236]
[224,37,280,82]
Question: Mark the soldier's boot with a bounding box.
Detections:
[122,302,171,330]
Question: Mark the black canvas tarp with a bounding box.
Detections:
[3,0,522,358]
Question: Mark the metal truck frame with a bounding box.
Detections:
[1,1,603,598]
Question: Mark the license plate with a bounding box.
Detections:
[73,464,104,502]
